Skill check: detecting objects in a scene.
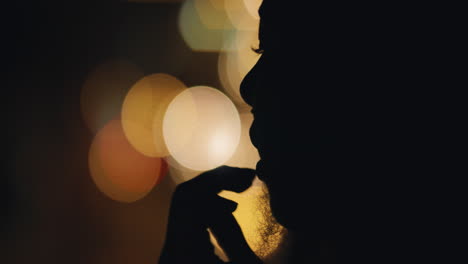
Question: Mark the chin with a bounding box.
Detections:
[262,186,292,228]
[256,160,307,230]
[267,185,312,231]
[270,201,297,230]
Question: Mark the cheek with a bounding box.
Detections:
[266,182,301,229]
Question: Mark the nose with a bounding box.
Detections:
[240,55,262,107]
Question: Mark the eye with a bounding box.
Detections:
[251,46,264,55]
[251,40,264,55]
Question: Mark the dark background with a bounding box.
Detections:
[3,1,224,263]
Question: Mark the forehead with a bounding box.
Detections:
[256,1,296,42]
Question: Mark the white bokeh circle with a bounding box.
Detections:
[163,86,241,171]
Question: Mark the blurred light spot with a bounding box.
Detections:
[178,0,236,52]
[243,0,262,20]
[121,73,186,157]
[225,111,260,169]
[80,60,144,134]
[89,119,167,203]
[156,158,170,186]
[165,155,201,184]
[218,29,260,106]
[208,0,225,10]
[163,86,241,171]
[195,0,232,29]
[224,0,259,30]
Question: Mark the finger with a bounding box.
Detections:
[212,195,238,212]
[159,226,225,263]
[160,196,232,263]
[161,196,244,263]
[209,211,263,264]
[184,165,256,194]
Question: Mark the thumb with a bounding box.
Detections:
[208,198,263,264]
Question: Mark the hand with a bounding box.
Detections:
[159,166,263,264]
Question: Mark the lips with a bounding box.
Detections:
[255,160,266,181]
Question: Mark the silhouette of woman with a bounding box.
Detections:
[159,1,459,263]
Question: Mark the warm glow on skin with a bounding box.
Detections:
[212,181,286,261]
[89,119,167,203]
[121,73,186,157]
[219,186,264,252]
[80,60,144,134]
[163,86,241,171]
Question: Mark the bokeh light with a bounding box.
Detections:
[224,0,260,31]
[195,0,232,30]
[165,155,201,184]
[179,0,221,51]
[208,0,225,10]
[165,111,258,184]
[121,73,186,158]
[89,119,167,203]
[225,111,260,169]
[80,60,144,134]
[218,29,261,106]
[178,0,236,52]
[163,86,241,171]
[243,0,262,20]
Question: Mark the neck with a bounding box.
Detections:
[286,231,337,264]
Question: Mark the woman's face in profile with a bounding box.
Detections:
[240,1,312,231]
[240,51,300,229]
